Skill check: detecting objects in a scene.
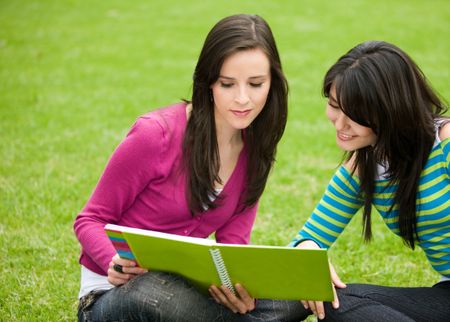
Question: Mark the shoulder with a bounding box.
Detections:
[439,121,450,141]
[131,103,187,139]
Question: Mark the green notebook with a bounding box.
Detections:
[105,224,333,301]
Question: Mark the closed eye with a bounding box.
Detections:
[220,82,234,88]
[250,83,263,88]
[328,100,340,109]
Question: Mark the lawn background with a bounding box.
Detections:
[1,0,449,320]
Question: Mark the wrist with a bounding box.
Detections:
[296,239,321,249]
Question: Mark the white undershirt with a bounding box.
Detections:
[79,266,113,299]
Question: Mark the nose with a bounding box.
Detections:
[234,85,250,105]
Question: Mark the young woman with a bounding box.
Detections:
[291,41,450,321]
[74,14,307,321]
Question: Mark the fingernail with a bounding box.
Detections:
[319,313,325,320]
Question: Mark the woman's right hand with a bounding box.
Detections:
[296,240,346,320]
[107,254,148,286]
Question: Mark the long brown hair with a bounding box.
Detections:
[183,14,288,214]
[323,41,447,248]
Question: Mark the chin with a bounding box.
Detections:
[337,141,356,152]
[232,121,253,130]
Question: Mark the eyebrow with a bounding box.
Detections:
[218,75,268,80]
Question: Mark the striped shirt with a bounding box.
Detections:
[290,134,450,278]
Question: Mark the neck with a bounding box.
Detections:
[216,125,242,149]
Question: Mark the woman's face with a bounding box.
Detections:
[210,48,271,133]
[326,86,377,151]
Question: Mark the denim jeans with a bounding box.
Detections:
[78,271,309,321]
[323,281,450,322]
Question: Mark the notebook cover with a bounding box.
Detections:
[105,224,333,301]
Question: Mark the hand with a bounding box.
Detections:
[296,240,346,320]
[301,261,346,320]
[107,254,148,286]
[209,283,255,314]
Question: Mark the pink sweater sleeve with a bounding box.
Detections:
[215,202,258,244]
[73,118,164,273]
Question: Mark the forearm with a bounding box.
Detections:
[215,203,258,245]
[290,166,363,249]
[74,213,116,273]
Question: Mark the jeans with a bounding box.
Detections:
[78,271,309,321]
[323,282,450,322]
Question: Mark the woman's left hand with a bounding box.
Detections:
[209,283,255,314]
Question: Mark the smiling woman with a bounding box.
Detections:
[73,14,308,322]
[291,41,450,322]
[326,86,377,151]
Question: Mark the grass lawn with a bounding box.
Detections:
[1,0,449,320]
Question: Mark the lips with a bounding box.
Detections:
[231,109,252,117]
[337,132,355,141]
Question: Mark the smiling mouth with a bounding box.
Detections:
[337,132,355,140]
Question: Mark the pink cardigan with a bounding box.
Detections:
[74,103,258,275]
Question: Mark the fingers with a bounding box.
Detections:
[209,285,240,313]
[121,265,148,275]
[107,266,132,286]
[329,261,346,289]
[224,284,254,313]
[208,284,254,314]
[331,283,339,309]
[112,254,137,268]
[235,284,255,311]
[328,261,344,309]
[314,301,325,320]
[302,300,325,320]
[107,254,148,286]
[111,254,148,274]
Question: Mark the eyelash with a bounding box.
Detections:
[220,82,263,88]
[328,101,340,109]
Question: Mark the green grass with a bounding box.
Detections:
[1,0,449,320]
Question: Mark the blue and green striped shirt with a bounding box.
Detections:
[291,136,450,278]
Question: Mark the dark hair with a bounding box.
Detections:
[323,40,447,249]
[182,14,288,214]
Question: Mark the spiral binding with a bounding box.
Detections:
[209,248,236,295]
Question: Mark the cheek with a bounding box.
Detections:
[325,107,336,123]
[211,87,230,104]
[358,127,377,143]
[254,87,270,106]
[358,127,374,137]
